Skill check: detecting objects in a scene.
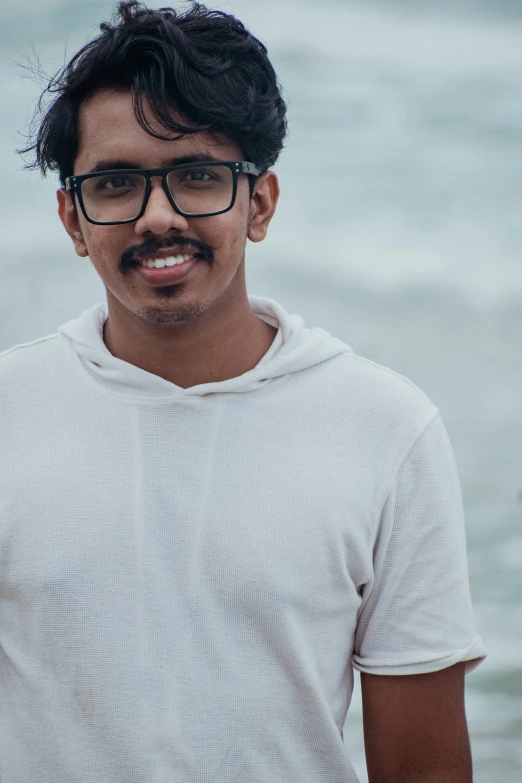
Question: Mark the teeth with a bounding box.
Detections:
[139,254,193,269]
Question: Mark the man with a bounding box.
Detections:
[2,2,486,782]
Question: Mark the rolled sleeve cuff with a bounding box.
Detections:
[352,635,487,676]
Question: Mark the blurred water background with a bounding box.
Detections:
[1,0,521,780]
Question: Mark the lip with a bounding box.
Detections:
[135,256,199,284]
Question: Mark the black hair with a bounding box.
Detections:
[18,0,288,200]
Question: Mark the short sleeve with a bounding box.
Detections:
[352,411,487,676]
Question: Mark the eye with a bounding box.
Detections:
[181,169,215,182]
[98,176,135,190]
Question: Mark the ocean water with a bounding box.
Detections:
[0,0,521,781]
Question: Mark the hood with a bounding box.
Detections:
[57,295,353,398]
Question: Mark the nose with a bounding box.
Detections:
[134,177,189,237]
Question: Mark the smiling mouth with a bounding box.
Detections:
[134,254,200,284]
[137,253,200,269]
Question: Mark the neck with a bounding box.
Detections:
[103,294,278,389]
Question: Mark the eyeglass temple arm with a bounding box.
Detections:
[240,162,262,176]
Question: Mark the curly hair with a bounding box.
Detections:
[19,0,288,198]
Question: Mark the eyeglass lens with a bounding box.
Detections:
[80,165,235,222]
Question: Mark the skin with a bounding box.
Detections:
[57,88,280,389]
[361,662,474,782]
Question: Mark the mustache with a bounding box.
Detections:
[121,235,214,266]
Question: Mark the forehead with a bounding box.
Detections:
[75,88,242,173]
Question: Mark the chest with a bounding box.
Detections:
[0,404,376,630]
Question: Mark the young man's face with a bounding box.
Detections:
[57,88,279,327]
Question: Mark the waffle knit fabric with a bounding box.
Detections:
[0,294,486,783]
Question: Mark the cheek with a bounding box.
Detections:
[83,227,130,264]
[203,205,249,253]
[208,223,246,258]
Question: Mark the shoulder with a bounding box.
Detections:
[0,331,66,393]
[322,349,440,446]
[0,332,72,460]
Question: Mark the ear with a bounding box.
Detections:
[56,188,89,257]
[247,171,280,244]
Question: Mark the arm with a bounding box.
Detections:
[361,661,474,783]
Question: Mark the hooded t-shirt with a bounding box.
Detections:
[0,294,486,783]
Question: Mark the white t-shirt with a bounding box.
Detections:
[0,295,486,783]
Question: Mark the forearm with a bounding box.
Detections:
[361,664,474,783]
[369,767,473,783]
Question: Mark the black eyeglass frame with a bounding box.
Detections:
[65,161,262,225]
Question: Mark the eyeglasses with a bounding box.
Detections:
[65,161,261,225]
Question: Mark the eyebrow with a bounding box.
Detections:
[87,153,224,174]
